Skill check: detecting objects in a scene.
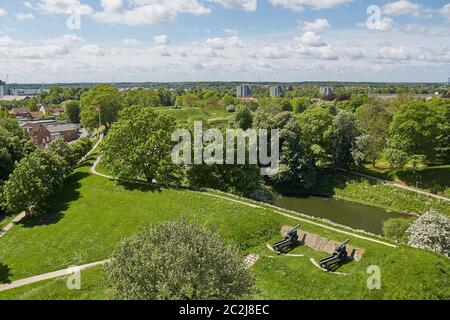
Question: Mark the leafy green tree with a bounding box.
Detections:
[347,94,369,113]
[156,88,174,106]
[102,106,182,184]
[70,137,93,163]
[386,101,439,166]
[232,106,253,130]
[427,98,450,163]
[221,94,235,107]
[297,107,334,165]
[80,85,123,132]
[61,100,81,124]
[48,138,78,169]
[2,150,68,216]
[272,117,316,189]
[291,97,311,114]
[332,110,360,169]
[356,101,391,166]
[105,219,254,300]
[123,88,161,108]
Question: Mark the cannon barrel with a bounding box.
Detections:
[287,224,301,236]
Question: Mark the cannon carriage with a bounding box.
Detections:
[272,224,301,252]
[319,239,351,271]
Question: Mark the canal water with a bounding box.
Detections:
[275,194,409,235]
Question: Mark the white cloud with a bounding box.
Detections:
[295,32,327,47]
[209,0,257,12]
[0,8,7,17]
[441,4,450,20]
[382,1,421,16]
[269,0,353,12]
[205,36,244,49]
[224,28,239,35]
[369,17,394,31]
[123,38,142,46]
[0,36,21,47]
[300,18,331,33]
[153,45,170,56]
[377,47,411,61]
[80,45,105,56]
[16,13,35,21]
[93,3,176,26]
[153,34,170,45]
[44,34,85,46]
[34,0,94,15]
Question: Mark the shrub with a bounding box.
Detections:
[105,219,254,300]
[226,105,236,113]
[406,209,450,257]
[382,217,414,243]
[70,137,93,163]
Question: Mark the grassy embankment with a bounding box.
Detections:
[0,156,448,300]
[360,162,450,199]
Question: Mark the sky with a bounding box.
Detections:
[0,0,449,83]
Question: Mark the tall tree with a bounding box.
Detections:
[102,106,182,185]
[62,100,81,124]
[80,85,123,132]
[355,100,391,166]
[332,110,360,169]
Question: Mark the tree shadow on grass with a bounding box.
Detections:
[116,179,163,193]
[0,263,11,284]
[19,171,89,228]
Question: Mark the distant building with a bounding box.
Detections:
[0,80,8,97]
[46,124,80,143]
[270,86,285,97]
[236,85,252,98]
[319,86,334,96]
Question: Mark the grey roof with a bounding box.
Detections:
[46,124,79,133]
[0,95,30,101]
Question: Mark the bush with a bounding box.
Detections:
[382,217,414,243]
[105,219,254,300]
[406,209,450,257]
[226,105,236,113]
[70,137,93,163]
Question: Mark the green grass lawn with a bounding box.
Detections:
[0,157,449,300]
[362,164,450,198]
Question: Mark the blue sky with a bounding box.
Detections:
[0,0,449,83]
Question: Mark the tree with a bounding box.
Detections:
[2,150,68,216]
[332,110,360,169]
[102,106,182,185]
[291,97,311,114]
[356,101,391,166]
[386,101,439,166]
[427,98,450,163]
[272,117,316,189]
[70,137,93,163]
[104,219,254,300]
[297,107,334,166]
[48,138,78,169]
[406,209,450,257]
[62,100,81,124]
[231,106,253,130]
[80,85,123,132]
[123,88,161,108]
[221,94,235,107]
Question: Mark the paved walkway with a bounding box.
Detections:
[0,260,110,292]
[342,169,450,203]
[0,212,26,238]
